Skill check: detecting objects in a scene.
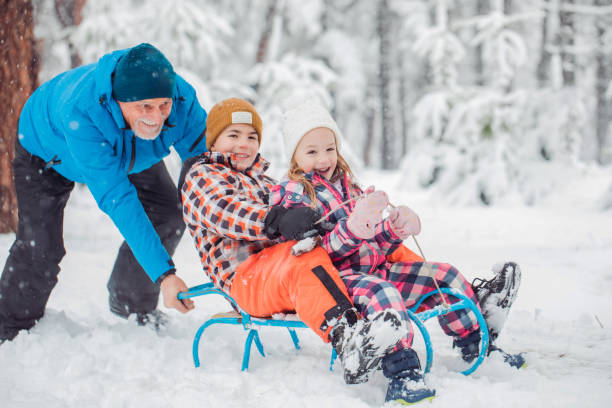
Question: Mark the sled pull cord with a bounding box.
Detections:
[314,196,358,224]
[313,194,451,308]
[411,235,450,309]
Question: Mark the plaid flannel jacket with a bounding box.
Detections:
[182,152,278,292]
[269,172,403,276]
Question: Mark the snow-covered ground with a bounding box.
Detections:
[1,168,611,408]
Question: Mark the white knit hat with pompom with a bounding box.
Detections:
[281,97,343,160]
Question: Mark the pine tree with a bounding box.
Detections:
[0,0,39,233]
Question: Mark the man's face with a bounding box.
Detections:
[118,98,172,140]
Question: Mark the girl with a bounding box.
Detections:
[180,98,405,387]
[271,100,524,405]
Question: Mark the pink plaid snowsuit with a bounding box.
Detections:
[270,172,481,346]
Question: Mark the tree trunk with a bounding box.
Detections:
[559,0,575,86]
[321,0,331,32]
[474,0,489,86]
[255,0,278,64]
[537,1,550,87]
[397,51,408,158]
[0,0,39,233]
[378,0,395,169]
[363,104,376,167]
[503,0,513,14]
[595,0,610,165]
[54,0,86,68]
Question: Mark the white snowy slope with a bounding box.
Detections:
[1,168,611,408]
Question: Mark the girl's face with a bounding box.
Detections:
[293,127,338,180]
[210,123,260,171]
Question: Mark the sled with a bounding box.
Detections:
[178,284,489,375]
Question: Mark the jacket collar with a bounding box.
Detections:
[203,151,270,175]
[308,171,355,210]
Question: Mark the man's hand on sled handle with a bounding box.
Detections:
[161,274,195,313]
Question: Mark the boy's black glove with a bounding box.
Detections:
[265,206,330,241]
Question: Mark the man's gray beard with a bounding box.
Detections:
[133,127,161,140]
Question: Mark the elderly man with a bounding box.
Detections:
[0,43,205,342]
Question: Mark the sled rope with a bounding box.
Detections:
[312,194,451,308]
[410,235,450,309]
[314,196,359,224]
[386,201,450,308]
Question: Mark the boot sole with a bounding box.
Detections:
[394,395,436,405]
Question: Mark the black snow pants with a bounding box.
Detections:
[0,139,185,341]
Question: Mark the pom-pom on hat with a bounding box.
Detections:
[205,98,263,150]
[112,43,176,102]
[281,98,342,160]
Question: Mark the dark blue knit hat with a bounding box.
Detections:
[112,43,176,102]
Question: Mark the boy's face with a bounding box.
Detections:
[293,127,337,180]
[118,98,172,140]
[210,123,260,171]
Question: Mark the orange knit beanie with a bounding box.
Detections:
[206,98,262,149]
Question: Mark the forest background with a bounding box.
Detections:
[1,3,612,407]
[1,0,611,230]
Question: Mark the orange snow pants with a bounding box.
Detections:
[387,244,424,264]
[229,241,352,342]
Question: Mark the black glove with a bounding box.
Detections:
[264,206,323,241]
[316,218,335,235]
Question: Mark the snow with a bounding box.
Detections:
[1,168,611,407]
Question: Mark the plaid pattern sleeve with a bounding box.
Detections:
[183,163,270,241]
[373,219,403,256]
[321,218,363,262]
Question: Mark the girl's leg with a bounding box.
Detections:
[229,241,353,342]
[343,271,434,402]
[342,272,414,348]
[378,261,480,339]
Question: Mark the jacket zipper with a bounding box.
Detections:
[127,135,136,173]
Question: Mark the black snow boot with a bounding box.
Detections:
[472,261,521,343]
[330,308,404,384]
[111,300,169,332]
[135,310,169,331]
[382,348,435,405]
[453,330,482,363]
[454,331,526,369]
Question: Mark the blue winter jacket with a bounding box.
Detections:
[18,48,207,283]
